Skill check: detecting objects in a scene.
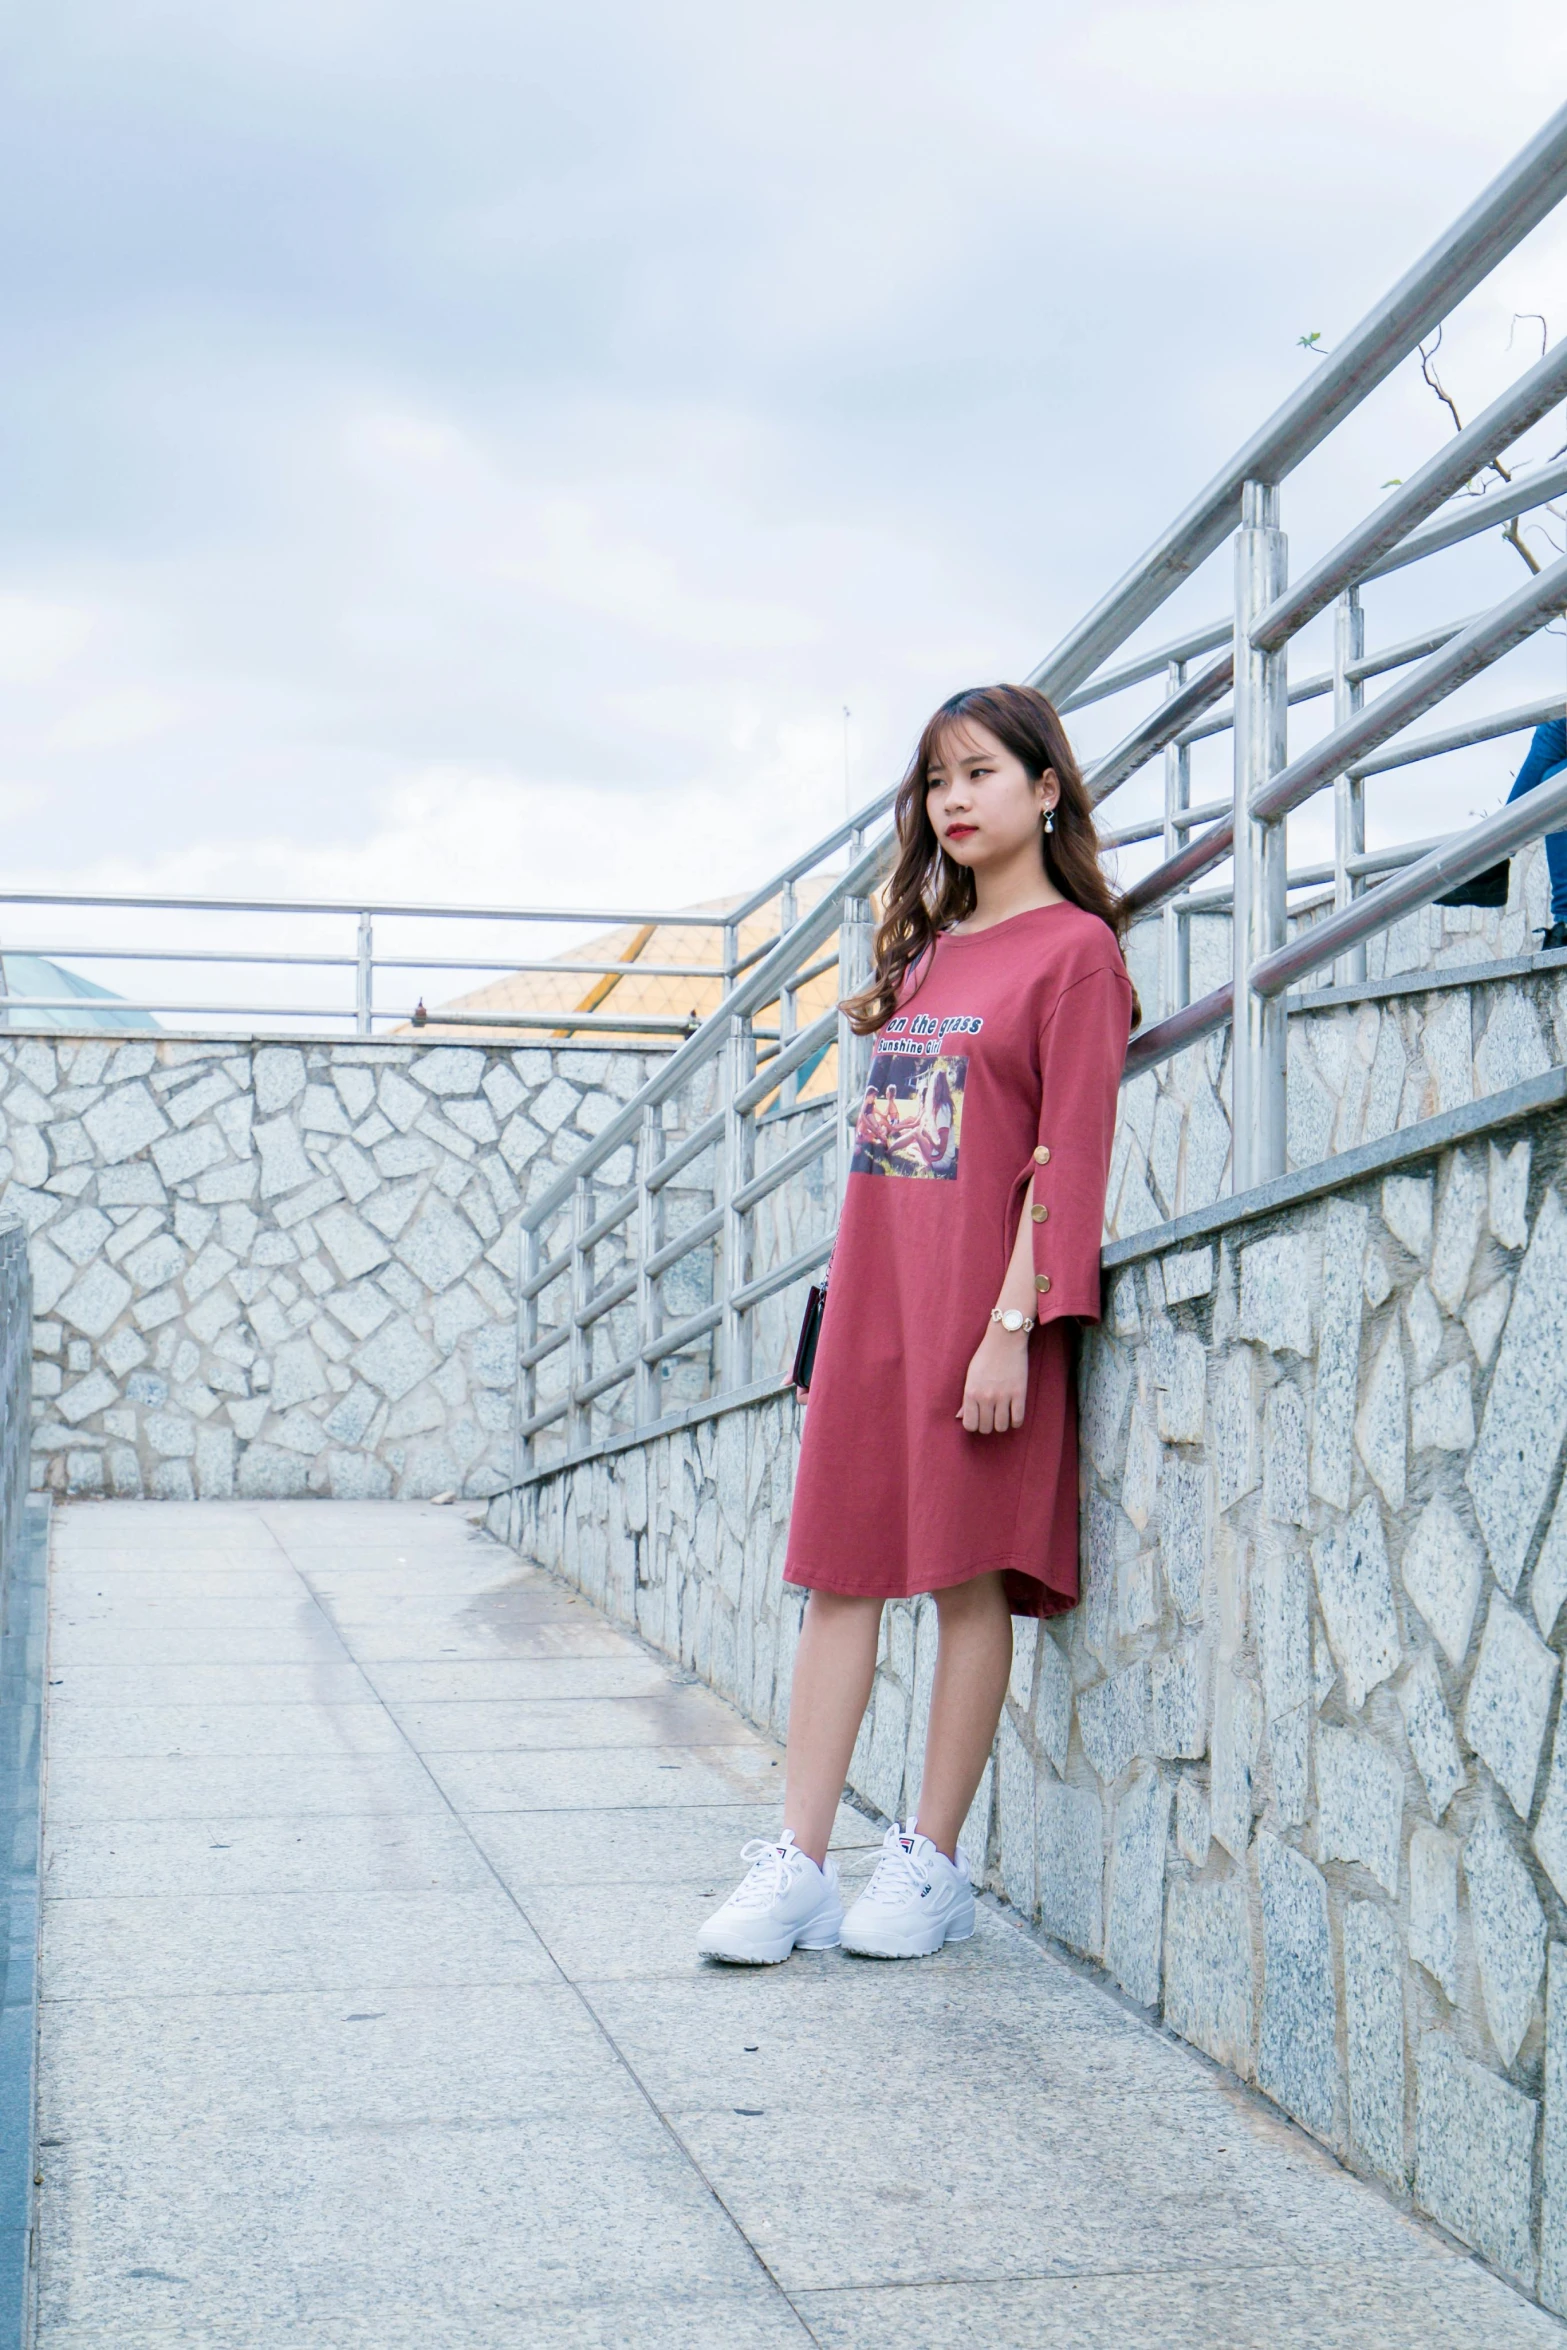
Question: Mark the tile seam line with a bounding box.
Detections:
[273,1522,826,2349]
[41,1803,779,1823]
[37,1980,609,2008]
[45,1805,874,1824]
[46,1734,768,1749]
[43,1698,679,1711]
[37,1979,601,2009]
[785,2249,1469,2297]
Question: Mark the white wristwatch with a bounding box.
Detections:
[991,1307,1035,1334]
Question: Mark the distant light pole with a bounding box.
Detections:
[842,705,852,819]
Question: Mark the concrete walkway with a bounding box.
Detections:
[37,1502,1565,2348]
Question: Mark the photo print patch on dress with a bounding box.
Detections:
[850,1050,967,1180]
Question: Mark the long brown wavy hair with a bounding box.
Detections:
[842,683,1139,1035]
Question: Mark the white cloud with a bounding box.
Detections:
[48,688,186,753]
[0,596,94,686]
[0,0,1562,949]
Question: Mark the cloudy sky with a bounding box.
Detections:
[2,2,1565,1009]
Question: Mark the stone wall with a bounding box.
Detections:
[0,1032,666,1500]
[497,1072,1567,2313]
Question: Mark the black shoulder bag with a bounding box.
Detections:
[791,1258,830,1392]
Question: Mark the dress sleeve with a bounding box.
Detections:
[1012,963,1132,1328]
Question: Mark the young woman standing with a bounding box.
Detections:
[698,683,1135,1964]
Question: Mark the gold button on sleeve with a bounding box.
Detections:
[1031,1203,1049,1223]
[1033,1145,1051,1165]
[1035,1274,1051,1294]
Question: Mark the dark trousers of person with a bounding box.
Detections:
[1506,718,1567,923]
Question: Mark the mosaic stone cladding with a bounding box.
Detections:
[0,1034,666,1500]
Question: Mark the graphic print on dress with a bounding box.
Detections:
[850,1050,967,1180]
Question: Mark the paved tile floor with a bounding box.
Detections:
[37,1501,1566,2347]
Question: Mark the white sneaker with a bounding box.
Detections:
[839,1822,976,1958]
[697,1832,844,1964]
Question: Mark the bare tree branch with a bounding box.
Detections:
[1509,312,1550,359]
[1413,328,1554,577]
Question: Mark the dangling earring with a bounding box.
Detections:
[1042,805,1056,834]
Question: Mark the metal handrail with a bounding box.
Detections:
[1252,764,1567,998]
[722,798,895,924]
[1030,102,1567,701]
[1254,559,1567,824]
[0,839,869,1034]
[0,887,736,924]
[1058,618,1234,713]
[1362,451,1567,581]
[1118,580,1567,922]
[512,832,884,1464]
[1348,694,1567,780]
[1082,456,1567,819]
[1124,771,1567,1077]
[0,995,707,1036]
[1062,447,1567,763]
[1251,338,1567,652]
[511,102,1567,1477]
[520,838,884,1234]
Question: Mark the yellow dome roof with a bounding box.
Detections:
[402,879,849,1101]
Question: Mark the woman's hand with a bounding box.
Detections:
[958,1324,1029,1434]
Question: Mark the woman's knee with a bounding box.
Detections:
[804,1588,883,1631]
[931,1571,1010,1625]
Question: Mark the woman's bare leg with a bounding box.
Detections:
[782,1590,884,1865]
[913,1573,1013,1862]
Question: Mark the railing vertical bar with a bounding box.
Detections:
[1231,480,1290,1188]
[635,1104,664,1427]
[1159,658,1192,1017]
[355,913,374,1036]
[518,1225,541,1482]
[1333,588,1368,986]
[568,1177,592,1454]
[836,892,873,1202]
[722,920,739,999]
[777,882,799,1111]
[722,1014,757,1391]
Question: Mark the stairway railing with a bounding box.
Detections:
[513,103,1567,1474]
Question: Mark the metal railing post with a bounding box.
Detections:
[721,1014,756,1391]
[635,1104,664,1427]
[1160,658,1191,1017]
[1231,480,1289,1189]
[355,912,374,1035]
[836,893,873,1200]
[518,1226,541,1480]
[722,920,739,999]
[568,1177,592,1454]
[1332,588,1367,985]
[777,881,799,1110]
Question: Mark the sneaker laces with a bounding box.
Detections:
[728,1833,806,1909]
[858,1822,936,1907]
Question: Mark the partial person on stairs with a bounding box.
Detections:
[1512,718,1567,951]
[1439,718,1567,947]
[697,684,1134,1966]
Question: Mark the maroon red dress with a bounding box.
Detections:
[784,901,1132,1619]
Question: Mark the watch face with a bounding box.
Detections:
[1001,1309,1023,1331]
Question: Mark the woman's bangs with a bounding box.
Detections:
[921,707,993,783]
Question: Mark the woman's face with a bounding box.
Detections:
[925,721,1057,873]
